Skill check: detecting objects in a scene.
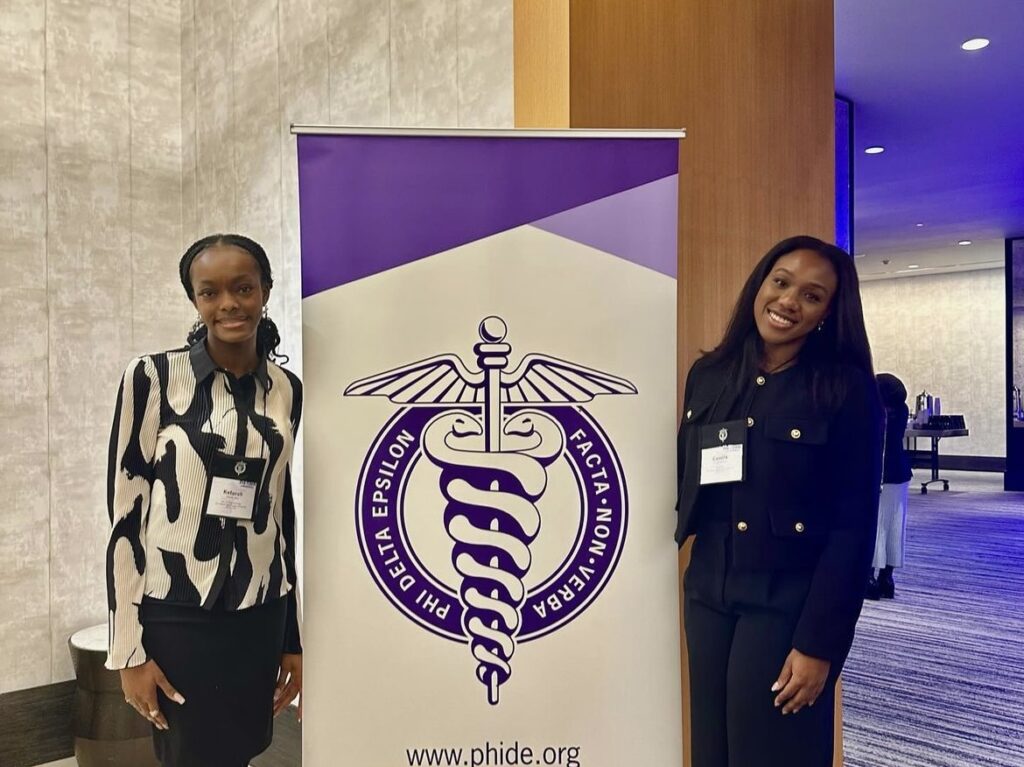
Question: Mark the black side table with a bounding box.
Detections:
[905,428,970,493]
[69,624,159,767]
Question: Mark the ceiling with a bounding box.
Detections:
[855,238,1004,282]
[835,0,1024,277]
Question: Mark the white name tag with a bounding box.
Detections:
[700,444,745,485]
[207,477,259,519]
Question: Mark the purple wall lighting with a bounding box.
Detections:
[835,96,854,255]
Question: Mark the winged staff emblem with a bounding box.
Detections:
[346,317,636,704]
[344,316,637,447]
[344,350,637,404]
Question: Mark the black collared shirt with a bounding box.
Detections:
[105,341,302,669]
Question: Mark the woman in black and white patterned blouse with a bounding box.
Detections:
[105,234,302,767]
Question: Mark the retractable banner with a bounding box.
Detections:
[297,129,683,767]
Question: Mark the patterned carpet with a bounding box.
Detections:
[843,472,1024,767]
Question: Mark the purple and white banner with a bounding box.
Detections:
[297,128,683,767]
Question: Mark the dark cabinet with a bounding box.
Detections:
[1006,238,1024,490]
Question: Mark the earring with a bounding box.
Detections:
[262,305,269,320]
[817,320,825,332]
[189,313,204,342]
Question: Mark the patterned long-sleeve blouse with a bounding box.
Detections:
[105,341,302,669]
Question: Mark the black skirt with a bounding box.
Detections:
[140,595,287,767]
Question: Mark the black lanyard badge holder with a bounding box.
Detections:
[698,419,748,486]
[200,373,270,524]
[202,452,267,523]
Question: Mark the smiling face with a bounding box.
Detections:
[752,248,838,363]
[189,244,269,350]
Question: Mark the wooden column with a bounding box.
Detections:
[567,0,836,383]
[515,1,841,764]
[513,0,570,128]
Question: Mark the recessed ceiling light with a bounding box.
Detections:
[908,264,920,269]
[854,253,866,259]
[961,38,990,51]
[958,240,972,246]
[864,146,885,155]
[915,223,924,227]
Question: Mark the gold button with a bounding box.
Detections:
[747,417,755,427]
[737,521,748,532]
[756,376,766,386]
[791,428,802,439]
[686,409,693,419]
[795,522,805,533]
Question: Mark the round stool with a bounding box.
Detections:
[69,624,159,767]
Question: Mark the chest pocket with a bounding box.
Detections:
[762,416,830,537]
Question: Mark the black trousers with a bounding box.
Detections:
[684,528,836,767]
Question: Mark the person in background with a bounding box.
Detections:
[676,235,883,767]
[106,234,303,767]
[867,373,912,600]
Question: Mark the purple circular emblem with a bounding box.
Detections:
[355,405,627,675]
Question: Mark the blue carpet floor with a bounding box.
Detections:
[843,473,1024,767]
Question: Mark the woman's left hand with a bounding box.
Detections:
[273,653,303,721]
[772,648,830,715]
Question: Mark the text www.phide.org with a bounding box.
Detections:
[406,741,582,767]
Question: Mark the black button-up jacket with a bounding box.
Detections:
[676,357,883,664]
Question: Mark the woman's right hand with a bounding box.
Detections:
[120,660,185,731]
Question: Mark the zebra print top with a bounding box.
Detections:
[105,341,302,670]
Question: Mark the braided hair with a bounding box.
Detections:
[179,233,288,363]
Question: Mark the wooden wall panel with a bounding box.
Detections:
[0,681,76,766]
[569,0,836,389]
[518,1,839,765]
[513,0,569,127]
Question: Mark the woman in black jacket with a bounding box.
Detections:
[676,235,883,767]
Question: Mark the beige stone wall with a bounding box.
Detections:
[1,0,50,695]
[1,0,512,693]
[861,268,1006,459]
[179,0,515,370]
[0,0,186,692]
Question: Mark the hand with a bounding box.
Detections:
[273,653,303,721]
[772,648,830,715]
[120,660,185,730]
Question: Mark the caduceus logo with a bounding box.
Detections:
[347,317,634,705]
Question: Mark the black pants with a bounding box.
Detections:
[684,529,836,767]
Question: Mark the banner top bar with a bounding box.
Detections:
[290,124,686,139]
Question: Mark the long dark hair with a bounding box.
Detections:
[702,235,875,409]
[178,233,288,363]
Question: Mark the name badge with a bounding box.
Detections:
[699,420,748,486]
[203,453,266,522]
